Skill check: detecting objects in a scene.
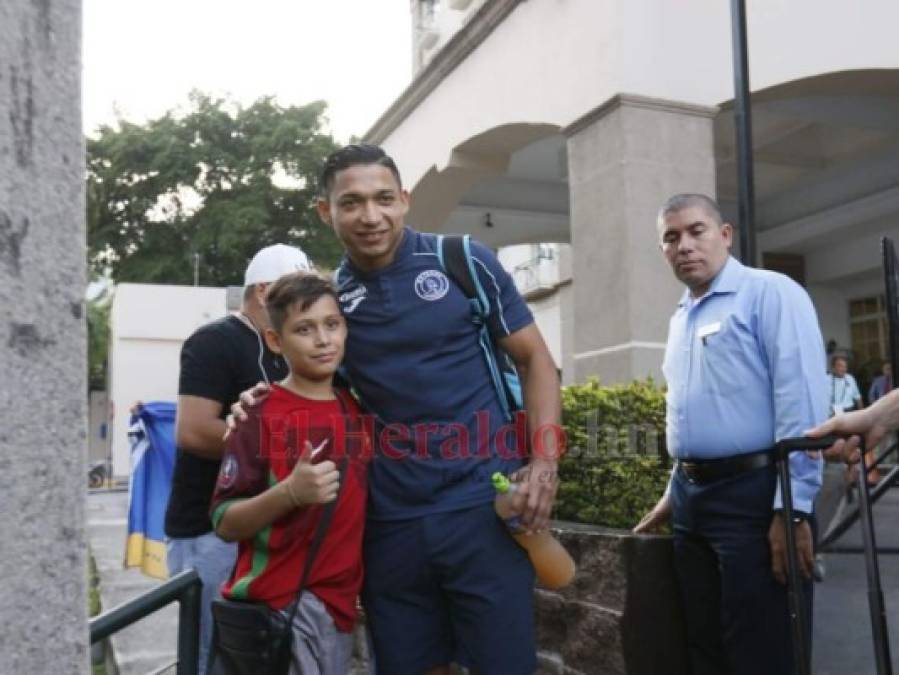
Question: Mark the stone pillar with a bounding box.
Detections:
[558,245,576,386]
[564,95,717,384]
[0,1,87,673]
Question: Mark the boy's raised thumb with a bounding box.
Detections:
[298,440,315,463]
[299,438,329,463]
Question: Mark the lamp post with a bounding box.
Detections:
[730,0,757,266]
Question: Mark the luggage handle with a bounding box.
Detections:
[773,434,840,458]
[773,434,893,675]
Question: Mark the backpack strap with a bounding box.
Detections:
[438,234,521,420]
[440,235,476,299]
[439,234,490,319]
[284,390,352,624]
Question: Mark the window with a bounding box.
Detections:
[536,243,554,261]
[849,295,888,365]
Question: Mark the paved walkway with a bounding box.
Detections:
[87,490,371,674]
[814,485,899,674]
[90,486,899,675]
[87,488,179,674]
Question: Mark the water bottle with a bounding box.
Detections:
[492,472,576,590]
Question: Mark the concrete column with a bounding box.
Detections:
[558,244,576,385]
[564,94,717,384]
[0,1,87,673]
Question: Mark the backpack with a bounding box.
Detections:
[437,234,524,422]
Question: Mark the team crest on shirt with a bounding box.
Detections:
[414,270,449,301]
[339,285,367,314]
[217,453,238,489]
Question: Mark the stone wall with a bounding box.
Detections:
[536,524,689,675]
[0,1,87,673]
[347,523,689,674]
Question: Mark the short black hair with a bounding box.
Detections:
[319,144,402,198]
[657,193,724,229]
[265,273,339,334]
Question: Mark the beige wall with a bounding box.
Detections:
[109,284,227,477]
[531,294,562,371]
[566,97,716,384]
[380,0,899,190]
[376,0,899,385]
[498,243,571,372]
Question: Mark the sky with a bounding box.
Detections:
[82,0,414,143]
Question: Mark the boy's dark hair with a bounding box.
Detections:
[265,273,339,333]
[319,144,402,198]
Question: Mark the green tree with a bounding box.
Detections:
[87,93,342,285]
[87,290,111,391]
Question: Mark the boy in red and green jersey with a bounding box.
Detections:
[209,273,370,669]
[210,387,368,629]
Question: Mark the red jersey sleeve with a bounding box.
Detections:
[210,404,270,529]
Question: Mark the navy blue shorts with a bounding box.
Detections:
[362,503,537,674]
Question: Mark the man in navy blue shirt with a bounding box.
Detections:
[236,145,561,674]
[635,194,827,675]
[869,362,892,403]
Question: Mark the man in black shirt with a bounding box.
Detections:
[164,243,311,673]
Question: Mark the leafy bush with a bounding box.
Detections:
[555,378,671,529]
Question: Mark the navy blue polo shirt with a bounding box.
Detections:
[335,227,534,521]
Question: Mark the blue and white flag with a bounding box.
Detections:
[125,402,176,579]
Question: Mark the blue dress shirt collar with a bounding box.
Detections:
[678,255,744,309]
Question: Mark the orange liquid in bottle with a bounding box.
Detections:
[492,473,576,590]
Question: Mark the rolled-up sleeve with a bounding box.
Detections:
[759,275,829,514]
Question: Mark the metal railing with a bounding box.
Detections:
[89,568,201,675]
[820,439,898,553]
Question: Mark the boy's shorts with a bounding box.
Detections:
[362,503,537,674]
[280,592,353,675]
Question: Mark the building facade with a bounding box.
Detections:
[109,284,231,478]
[371,0,899,386]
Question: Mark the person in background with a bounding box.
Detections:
[869,362,892,403]
[862,361,893,486]
[814,355,875,580]
[828,355,862,415]
[164,243,311,673]
[829,355,881,487]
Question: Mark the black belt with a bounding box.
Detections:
[677,450,773,485]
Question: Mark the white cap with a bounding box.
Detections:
[243,244,312,286]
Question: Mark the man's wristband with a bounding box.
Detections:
[774,509,811,524]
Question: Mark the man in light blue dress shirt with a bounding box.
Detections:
[635,194,828,675]
[828,355,862,414]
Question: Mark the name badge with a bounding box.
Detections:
[697,322,721,340]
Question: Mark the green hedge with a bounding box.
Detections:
[555,378,671,529]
